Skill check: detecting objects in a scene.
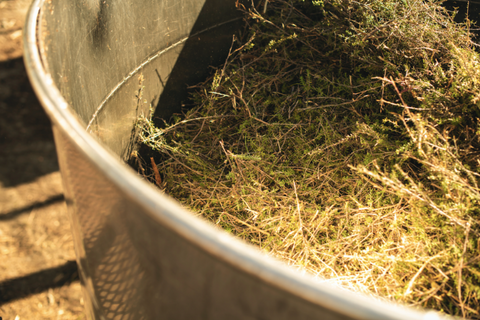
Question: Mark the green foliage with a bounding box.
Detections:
[138,0,480,318]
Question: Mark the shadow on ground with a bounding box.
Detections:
[0,194,65,221]
[0,261,79,306]
[0,57,59,188]
[0,56,80,308]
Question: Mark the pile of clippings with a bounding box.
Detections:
[139,0,480,318]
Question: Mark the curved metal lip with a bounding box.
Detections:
[23,1,443,320]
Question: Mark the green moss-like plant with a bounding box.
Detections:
[139,0,480,317]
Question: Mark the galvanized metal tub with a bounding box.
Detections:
[23,0,446,319]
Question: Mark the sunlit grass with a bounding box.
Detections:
[138,1,480,317]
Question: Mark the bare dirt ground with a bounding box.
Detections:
[0,0,84,319]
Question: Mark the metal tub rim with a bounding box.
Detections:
[23,1,444,319]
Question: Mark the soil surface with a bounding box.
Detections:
[0,0,84,319]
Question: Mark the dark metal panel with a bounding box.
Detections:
[40,0,207,122]
[39,0,243,158]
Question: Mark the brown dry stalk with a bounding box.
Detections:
[150,157,162,187]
